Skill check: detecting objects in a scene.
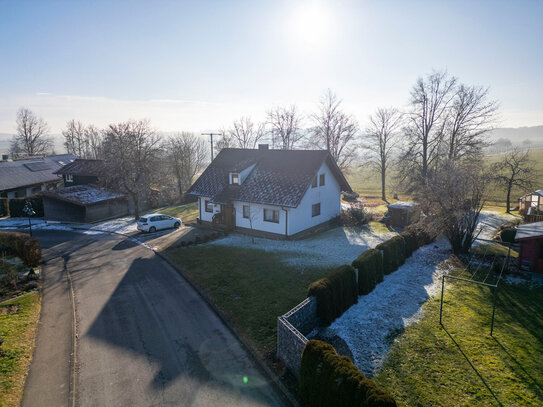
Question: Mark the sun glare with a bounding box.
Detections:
[288,2,335,49]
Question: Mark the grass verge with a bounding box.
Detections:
[0,292,41,407]
[374,278,543,406]
[155,201,198,224]
[164,245,329,357]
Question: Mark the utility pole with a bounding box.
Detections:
[202,132,223,161]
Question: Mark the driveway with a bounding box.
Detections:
[22,230,287,407]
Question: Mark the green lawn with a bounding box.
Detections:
[164,245,330,356]
[0,292,41,407]
[155,201,198,223]
[374,278,543,406]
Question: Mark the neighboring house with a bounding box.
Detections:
[0,154,76,198]
[516,221,543,274]
[42,185,128,223]
[53,158,105,186]
[519,190,543,215]
[187,147,352,238]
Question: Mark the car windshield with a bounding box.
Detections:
[139,217,147,222]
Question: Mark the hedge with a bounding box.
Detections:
[8,196,44,218]
[308,265,358,326]
[375,235,407,275]
[352,249,383,295]
[300,340,397,407]
[0,231,42,267]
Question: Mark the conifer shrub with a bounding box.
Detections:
[300,340,397,407]
[352,248,383,294]
[8,196,44,217]
[500,227,516,244]
[307,265,358,326]
[376,235,407,274]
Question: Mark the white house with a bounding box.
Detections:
[187,146,352,238]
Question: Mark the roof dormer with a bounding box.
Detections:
[230,172,240,185]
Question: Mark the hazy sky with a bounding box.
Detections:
[1,0,542,134]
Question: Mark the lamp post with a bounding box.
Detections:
[23,200,36,237]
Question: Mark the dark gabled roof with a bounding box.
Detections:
[187,148,352,207]
[42,185,126,206]
[0,154,77,191]
[54,159,105,177]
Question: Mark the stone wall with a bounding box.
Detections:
[277,296,318,377]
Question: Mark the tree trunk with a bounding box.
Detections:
[381,168,387,202]
[506,181,512,213]
[132,193,140,220]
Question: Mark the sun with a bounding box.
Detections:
[287,2,335,49]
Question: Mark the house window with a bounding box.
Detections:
[243,205,250,219]
[65,174,73,183]
[231,173,239,185]
[263,208,279,223]
[312,176,317,188]
[205,200,213,213]
[319,173,325,186]
[312,203,321,217]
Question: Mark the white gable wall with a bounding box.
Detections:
[198,196,221,222]
[287,160,341,236]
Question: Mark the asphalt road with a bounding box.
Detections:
[22,230,286,407]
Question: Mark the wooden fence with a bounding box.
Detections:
[525,214,543,223]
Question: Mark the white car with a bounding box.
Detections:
[137,214,182,233]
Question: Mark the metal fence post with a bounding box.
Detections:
[439,275,445,326]
[490,285,498,336]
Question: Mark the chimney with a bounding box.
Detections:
[258,144,269,150]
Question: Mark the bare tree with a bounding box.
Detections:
[399,71,457,191]
[228,117,266,149]
[309,90,359,169]
[426,161,488,254]
[444,84,498,161]
[84,125,104,159]
[492,147,537,213]
[364,107,403,202]
[267,105,304,150]
[167,132,208,198]
[10,108,53,157]
[63,119,86,157]
[101,120,162,219]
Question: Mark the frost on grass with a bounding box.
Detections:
[311,239,452,377]
[209,226,397,268]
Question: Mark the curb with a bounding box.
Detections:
[156,250,301,407]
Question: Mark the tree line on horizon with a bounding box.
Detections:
[7,70,540,238]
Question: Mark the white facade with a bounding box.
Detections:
[198,160,341,237]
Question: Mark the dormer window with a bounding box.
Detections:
[231,173,239,185]
[65,174,73,183]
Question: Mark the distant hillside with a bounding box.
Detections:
[487,125,543,144]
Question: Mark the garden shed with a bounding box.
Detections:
[42,185,128,223]
[515,221,543,274]
[387,201,420,228]
[519,190,543,215]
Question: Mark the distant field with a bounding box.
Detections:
[347,147,543,207]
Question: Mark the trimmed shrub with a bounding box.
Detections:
[500,227,516,244]
[0,231,41,267]
[352,248,383,294]
[308,265,358,326]
[340,204,375,226]
[375,235,407,275]
[300,340,397,407]
[8,196,44,218]
[195,236,201,243]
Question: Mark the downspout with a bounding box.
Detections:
[282,207,288,237]
[198,197,202,222]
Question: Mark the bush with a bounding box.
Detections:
[352,249,383,295]
[340,204,375,226]
[308,265,358,326]
[300,340,397,407]
[8,196,44,217]
[375,235,407,275]
[500,227,517,244]
[0,231,41,267]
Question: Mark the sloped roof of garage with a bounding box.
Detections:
[187,148,352,207]
[42,185,126,206]
[516,221,543,240]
